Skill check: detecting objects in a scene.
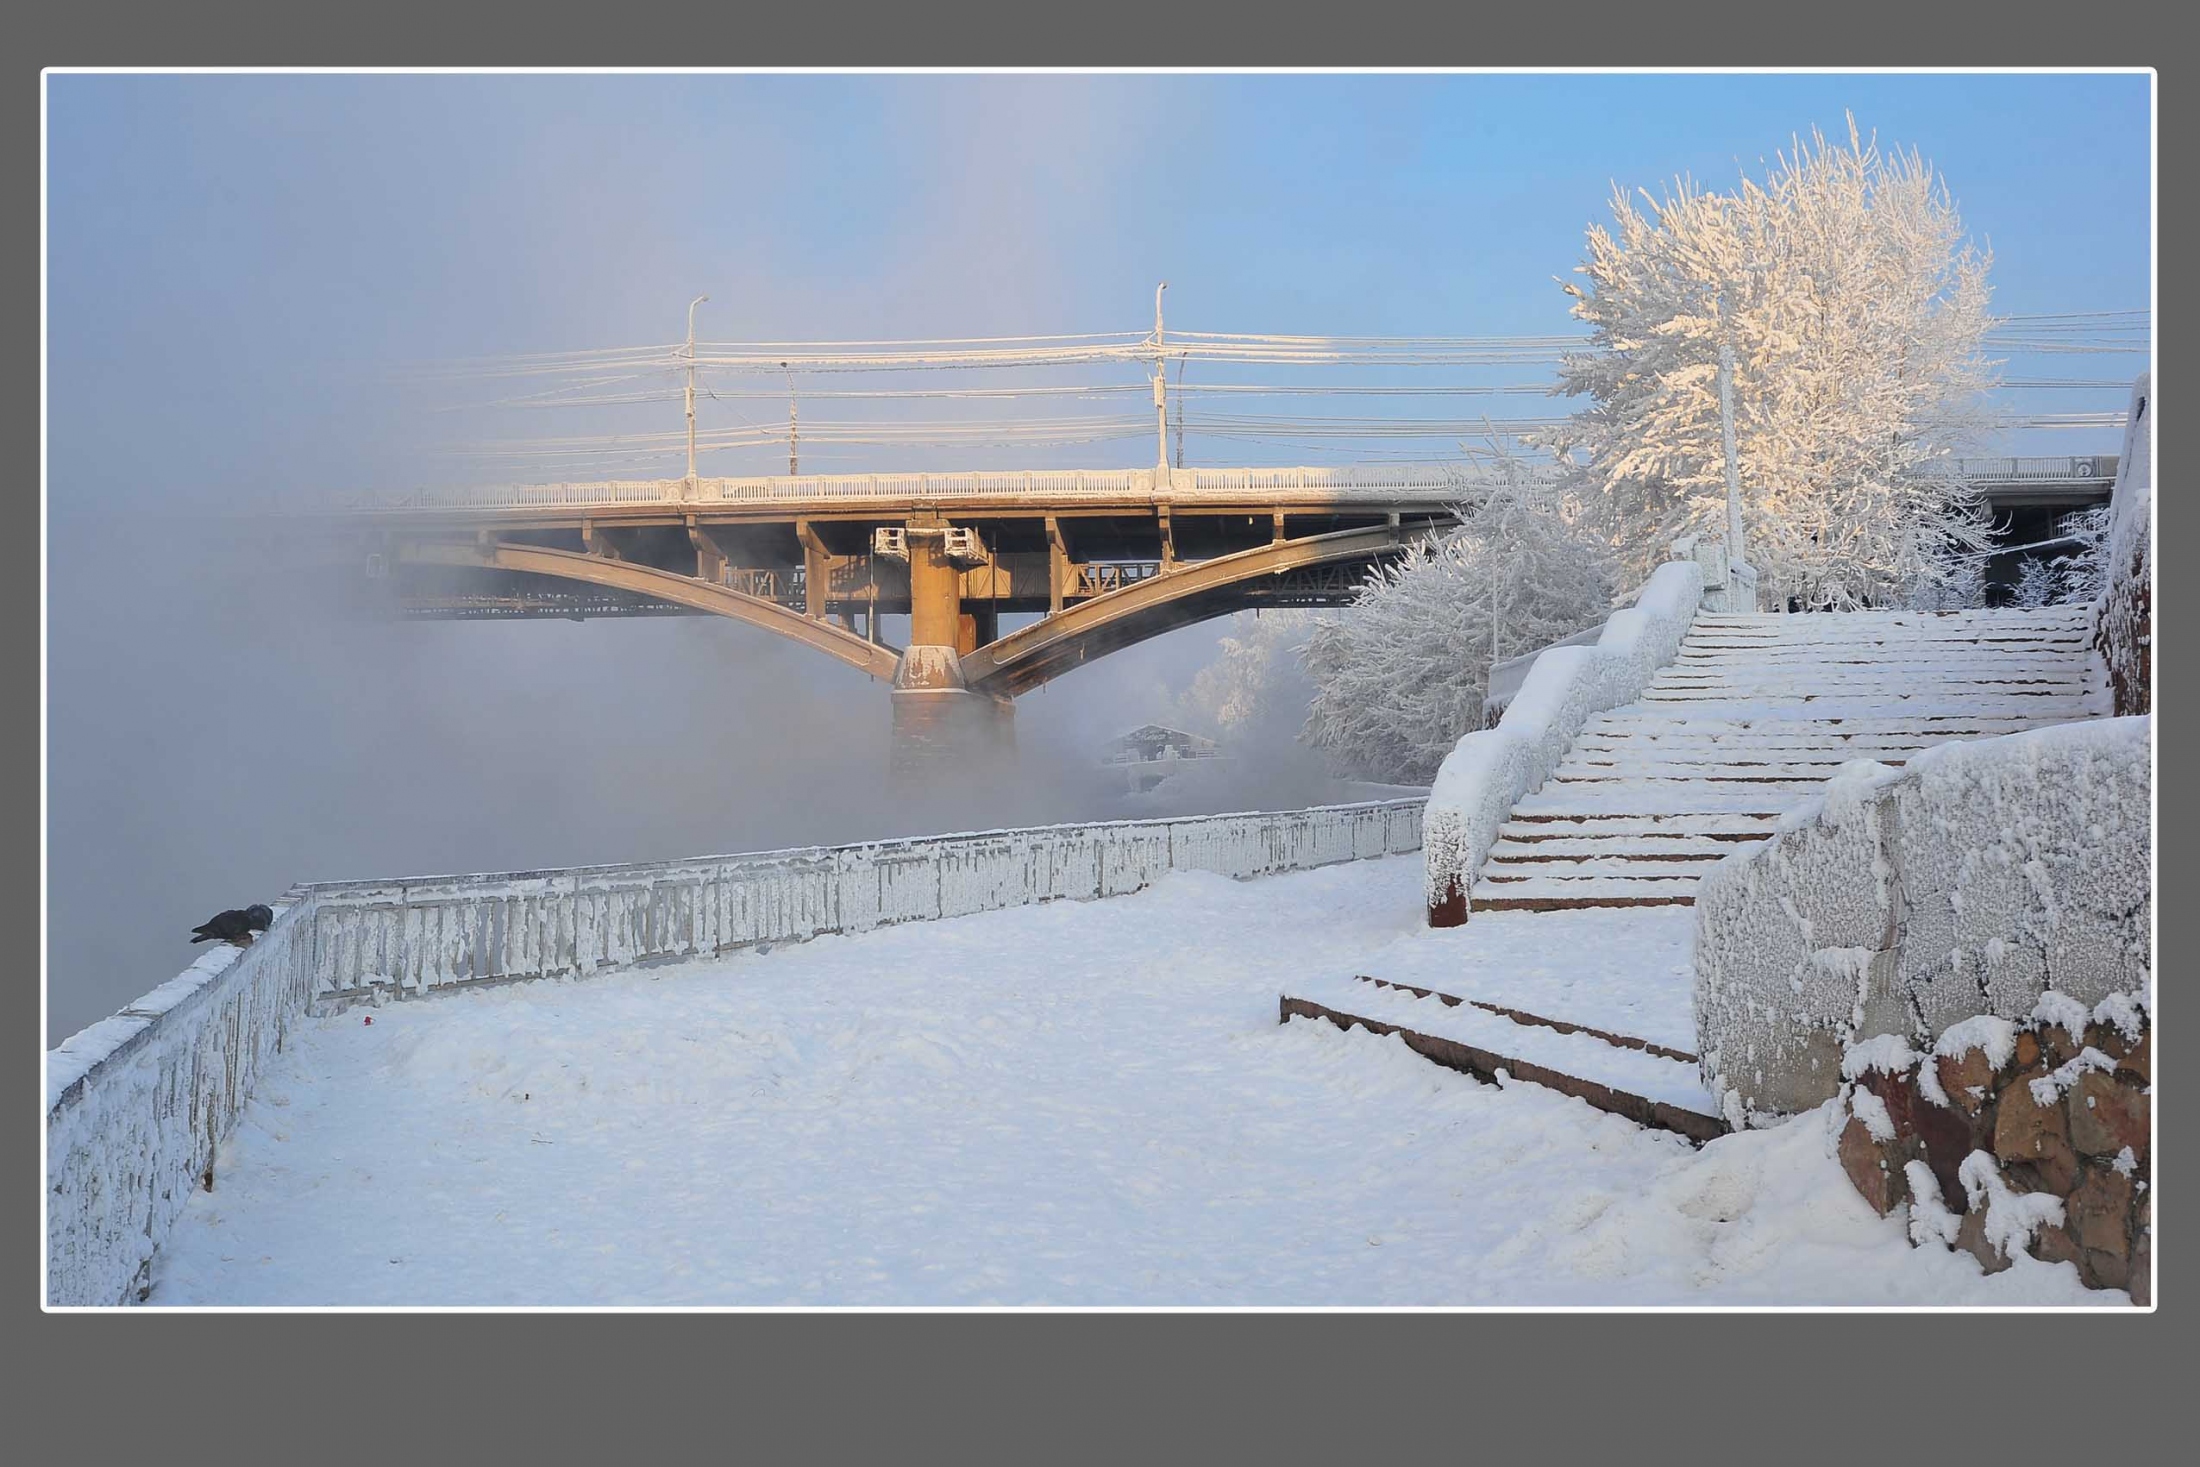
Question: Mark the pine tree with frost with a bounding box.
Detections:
[1301,456,1613,783]
[1175,609,1318,737]
[2050,504,2113,605]
[1542,116,1999,610]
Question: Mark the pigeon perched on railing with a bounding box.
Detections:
[189,904,275,947]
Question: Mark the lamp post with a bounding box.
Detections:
[1152,282,1170,474]
[685,295,708,491]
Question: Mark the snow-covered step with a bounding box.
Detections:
[1498,813,1777,839]
[1277,974,1725,1143]
[1481,852,1729,878]
[1652,670,2097,689]
[1469,874,1701,909]
[1514,788,1798,818]
[1554,758,1898,781]
[1543,774,1825,794]
[1588,712,2090,734]
[1487,833,1749,861]
[1350,975,1699,1063]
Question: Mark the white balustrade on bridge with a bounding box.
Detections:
[311,456,2119,517]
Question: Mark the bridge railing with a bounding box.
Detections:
[309,456,2114,517]
[1925,455,2120,484]
[313,463,1501,514]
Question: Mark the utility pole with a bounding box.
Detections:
[1173,355,1188,469]
[1718,340,1744,569]
[783,362,799,477]
[1152,282,1169,473]
[685,294,708,490]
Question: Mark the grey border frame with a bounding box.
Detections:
[13,8,2183,1462]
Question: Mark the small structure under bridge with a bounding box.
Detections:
[311,464,1472,768]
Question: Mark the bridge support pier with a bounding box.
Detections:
[889,644,1014,779]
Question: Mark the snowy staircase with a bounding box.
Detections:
[1279,974,1727,1143]
[1472,605,2109,913]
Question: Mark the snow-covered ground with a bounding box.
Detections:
[151,856,2113,1306]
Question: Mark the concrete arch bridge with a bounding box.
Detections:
[316,465,1473,766]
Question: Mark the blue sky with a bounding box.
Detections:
[47,72,2152,493]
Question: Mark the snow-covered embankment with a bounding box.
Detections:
[47,800,1421,1305]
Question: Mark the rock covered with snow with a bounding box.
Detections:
[1695,716,2151,1126]
[1424,558,1702,919]
[1826,997,2149,1301]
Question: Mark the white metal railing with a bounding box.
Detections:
[1931,455,2120,483]
[310,463,1500,515]
[308,456,2112,517]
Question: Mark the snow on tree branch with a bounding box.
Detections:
[1541,115,2000,610]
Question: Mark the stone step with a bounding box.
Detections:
[1480,853,1731,878]
[1350,975,1701,1064]
[1487,833,1754,859]
[1587,712,2093,734]
[1553,758,1900,781]
[1497,813,1777,838]
[1543,774,1826,793]
[1469,874,1700,909]
[1652,673,2095,689]
[1278,980,1725,1143]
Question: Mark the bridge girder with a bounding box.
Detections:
[959,523,1420,696]
[398,540,903,682]
[392,522,1427,698]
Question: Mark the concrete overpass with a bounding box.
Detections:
[310,463,1469,767]
[301,455,2120,766]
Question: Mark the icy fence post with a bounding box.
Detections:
[1423,558,1704,926]
[2096,373,2151,716]
[46,900,316,1306]
[1693,717,2153,1128]
[47,798,1422,1305]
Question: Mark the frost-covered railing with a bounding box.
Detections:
[46,901,317,1308]
[296,801,1421,1008]
[46,799,1419,1305]
[1923,455,2121,484]
[1693,717,2151,1128]
[1423,558,1705,925]
[304,462,1522,514]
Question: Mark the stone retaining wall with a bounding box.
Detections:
[1694,717,2150,1125]
[1835,997,2150,1303]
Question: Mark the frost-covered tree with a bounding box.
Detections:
[2011,556,2059,610]
[1175,609,1318,738]
[1301,460,1613,783]
[1543,116,2000,610]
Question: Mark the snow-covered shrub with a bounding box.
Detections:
[1541,115,1999,610]
[1302,463,1613,784]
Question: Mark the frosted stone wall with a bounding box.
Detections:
[2098,374,2151,716]
[46,904,315,1307]
[1424,558,1703,920]
[1694,718,2151,1126]
[48,800,1418,1304]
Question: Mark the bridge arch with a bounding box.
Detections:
[959,522,1424,696]
[399,540,903,682]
